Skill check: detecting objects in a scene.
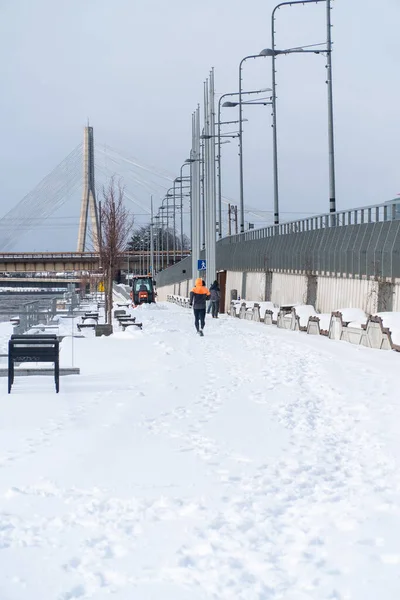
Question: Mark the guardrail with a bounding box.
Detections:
[0,251,191,261]
[220,200,399,245]
[167,294,191,309]
[0,252,100,260]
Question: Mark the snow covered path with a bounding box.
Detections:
[1,303,400,599]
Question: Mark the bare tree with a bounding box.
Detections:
[99,177,134,325]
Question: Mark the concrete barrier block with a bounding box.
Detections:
[264,310,273,325]
[290,309,300,331]
[253,304,261,322]
[239,303,247,319]
[363,316,394,351]
[277,306,293,329]
[95,324,113,337]
[341,326,364,345]
[307,316,320,335]
[329,312,343,340]
[245,308,253,321]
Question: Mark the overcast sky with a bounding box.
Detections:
[0,0,399,250]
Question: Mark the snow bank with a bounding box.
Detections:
[377,312,400,345]
[1,303,400,599]
[232,300,279,319]
[293,304,318,328]
[316,313,331,332]
[336,307,368,327]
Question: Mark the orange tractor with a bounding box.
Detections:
[130,276,156,306]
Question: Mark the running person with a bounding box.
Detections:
[189,278,210,336]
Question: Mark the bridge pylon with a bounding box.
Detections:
[77,126,99,252]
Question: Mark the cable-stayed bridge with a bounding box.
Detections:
[0,126,275,259]
[0,127,177,255]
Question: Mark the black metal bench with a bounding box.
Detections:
[121,322,143,331]
[8,334,60,393]
[116,315,136,323]
[77,323,97,332]
[82,315,99,323]
[117,303,131,308]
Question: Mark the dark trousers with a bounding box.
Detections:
[194,308,206,331]
[211,300,219,318]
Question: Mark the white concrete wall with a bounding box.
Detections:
[245,272,266,302]
[158,273,400,315]
[156,279,192,302]
[225,271,243,312]
[316,276,378,314]
[156,283,176,302]
[271,273,308,306]
[392,280,400,311]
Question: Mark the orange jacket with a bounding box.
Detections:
[190,278,210,309]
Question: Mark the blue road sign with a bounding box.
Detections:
[198,259,207,271]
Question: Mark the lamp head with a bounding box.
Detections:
[259,48,274,57]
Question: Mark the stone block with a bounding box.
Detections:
[95,324,113,337]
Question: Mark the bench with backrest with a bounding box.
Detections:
[116,315,136,323]
[115,315,142,331]
[77,322,97,332]
[8,334,60,393]
[121,321,143,331]
[82,314,99,323]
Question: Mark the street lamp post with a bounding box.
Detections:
[171,182,178,263]
[237,54,268,232]
[200,130,205,249]
[201,132,238,241]
[162,189,190,266]
[177,166,192,261]
[260,0,335,223]
[183,158,194,258]
[165,187,174,266]
[326,0,335,217]
[154,214,160,272]
[178,165,191,260]
[222,97,272,236]
[159,197,169,269]
[217,88,271,239]
[150,196,154,277]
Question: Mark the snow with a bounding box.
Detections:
[316,313,331,332]
[1,303,400,599]
[377,312,400,345]
[232,299,279,320]
[293,304,318,327]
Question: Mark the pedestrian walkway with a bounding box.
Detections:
[0,303,399,599]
